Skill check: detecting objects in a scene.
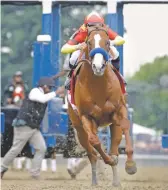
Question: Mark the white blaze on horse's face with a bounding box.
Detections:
[92,34,105,76]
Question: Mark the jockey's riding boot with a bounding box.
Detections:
[112,57,120,71]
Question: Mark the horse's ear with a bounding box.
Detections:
[101,24,108,32]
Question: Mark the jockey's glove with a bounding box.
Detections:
[110,36,125,46]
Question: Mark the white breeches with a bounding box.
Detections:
[110,46,119,60]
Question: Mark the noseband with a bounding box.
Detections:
[85,26,110,63]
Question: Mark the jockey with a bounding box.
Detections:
[61,11,125,90]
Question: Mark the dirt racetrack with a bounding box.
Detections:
[1,164,168,190]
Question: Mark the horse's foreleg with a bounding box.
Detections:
[122,120,137,175]
[113,105,137,175]
[109,124,122,187]
[109,124,122,156]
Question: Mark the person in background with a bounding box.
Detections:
[2,71,30,170]
[1,77,62,179]
[3,71,29,107]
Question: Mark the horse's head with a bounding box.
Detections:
[86,27,110,76]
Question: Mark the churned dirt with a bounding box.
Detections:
[1,165,168,190]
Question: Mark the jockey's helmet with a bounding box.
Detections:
[84,11,104,25]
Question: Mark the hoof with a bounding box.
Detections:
[31,175,41,180]
[125,160,137,175]
[92,182,98,186]
[71,174,76,180]
[105,155,118,166]
[112,182,122,188]
[67,169,76,179]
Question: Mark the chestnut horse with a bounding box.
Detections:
[68,26,137,186]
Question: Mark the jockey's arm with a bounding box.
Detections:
[61,43,81,54]
[61,30,87,54]
[108,28,125,46]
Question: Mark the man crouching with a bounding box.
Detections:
[1,77,62,179]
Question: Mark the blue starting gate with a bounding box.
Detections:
[162,135,168,148]
[0,112,5,134]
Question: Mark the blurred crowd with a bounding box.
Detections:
[2,71,29,108]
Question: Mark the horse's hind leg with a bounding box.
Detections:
[76,126,98,185]
[109,124,122,187]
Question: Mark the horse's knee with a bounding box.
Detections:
[120,118,130,131]
[88,134,100,146]
[113,136,122,145]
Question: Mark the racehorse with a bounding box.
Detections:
[68,26,137,186]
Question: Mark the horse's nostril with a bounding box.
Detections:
[93,64,96,68]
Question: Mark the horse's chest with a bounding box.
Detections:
[84,99,115,119]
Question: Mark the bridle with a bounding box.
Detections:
[85,26,110,64]
[86,26,110,52]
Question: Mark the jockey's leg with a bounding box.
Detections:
[110,47,127,101]
[110,46,120,71]
[110,46,127,86]
[112,56,127,84]
[69,50,81,66]
[64,50,81,90]
[112,57,120,72]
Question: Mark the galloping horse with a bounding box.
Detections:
[68,26,137,186]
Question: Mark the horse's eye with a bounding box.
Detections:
[102,64,105,68]
[93,64,96,68]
